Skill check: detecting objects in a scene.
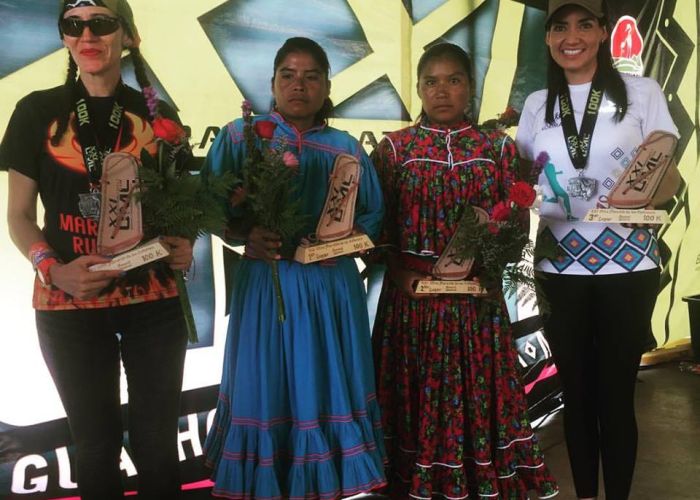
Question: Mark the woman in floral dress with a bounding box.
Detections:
[371,42,559,499]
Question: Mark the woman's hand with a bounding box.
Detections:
[245,226,281,261]
[51,256,122,300]
[387,261,435,299]
[162,236,194,271]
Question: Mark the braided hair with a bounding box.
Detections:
[51,34,156,146]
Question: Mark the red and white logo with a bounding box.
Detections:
[611,15,644,75]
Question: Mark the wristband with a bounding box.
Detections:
[28,242,61,287]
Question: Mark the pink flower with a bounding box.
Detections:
[241,100,252,119]
[491,201,512,222]
[152,117,187,144]
[229,186,247,207]
[509,181,536,209]
[254,120,277,139]
[282,151,299,170]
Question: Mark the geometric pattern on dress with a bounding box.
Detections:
[593,227,624,256]
[648,239,660,266]
[627,228,652,252]
[561,229,589,257]
[551,250,574,272]
[613,244,644,271]
[579,247,609,274]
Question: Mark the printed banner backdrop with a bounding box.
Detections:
[0,0,697,497]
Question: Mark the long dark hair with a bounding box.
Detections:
[51,32,154,146]
[416,42,475,123]
[544,1,627,125]
[271,37,334,123]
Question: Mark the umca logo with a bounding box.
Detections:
[611,15,644,76]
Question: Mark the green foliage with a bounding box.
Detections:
[238,118,308,249]
[241,145,307,244]
[137,143,235,242]
[452,205,558,311]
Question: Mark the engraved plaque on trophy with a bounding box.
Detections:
[414,206,488,295]
[89,152,170,272]
[585,130,678,224]
[294,153,374,264]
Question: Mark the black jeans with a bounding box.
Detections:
[36,298,188,500]
[538,269,659,500]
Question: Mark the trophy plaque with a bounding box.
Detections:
[414,206,488,295]
[586,131,679,224]
[89,152,170,272]
[294,154,373,263]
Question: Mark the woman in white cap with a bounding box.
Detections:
[1,1,192,498]
[516,1,678,498]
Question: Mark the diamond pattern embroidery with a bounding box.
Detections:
[628,228,652,251]
[579,248,609,274]
[613,244,644,271]
[551,251,574,273]
[561,229,589,257]
[648,240,660,265]
[594,228,624,256]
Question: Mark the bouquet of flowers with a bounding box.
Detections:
[451,152,557,308]
[137,88,235,342]
[480,105,520,130]
[236,100,308,322]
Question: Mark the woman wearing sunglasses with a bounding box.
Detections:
[1,1,192,498]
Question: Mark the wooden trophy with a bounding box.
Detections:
[584,131,679,225]
[294,154,374,263]
[414,206,488,295]
[89,152,170,272]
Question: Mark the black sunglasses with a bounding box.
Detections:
[60,16,121,37]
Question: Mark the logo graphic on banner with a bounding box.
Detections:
[611,15,644,76]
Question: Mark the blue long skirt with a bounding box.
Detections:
[204,257,387,499]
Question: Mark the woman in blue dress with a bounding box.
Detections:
[202,37,387,499]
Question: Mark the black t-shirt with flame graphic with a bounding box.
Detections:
[0,84,179,310]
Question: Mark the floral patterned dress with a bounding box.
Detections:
[371,120,559,499]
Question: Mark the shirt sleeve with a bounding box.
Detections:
[515,93,538,162]
[200,121,246,226]
[369,136,399,246]
[0,95,44,178]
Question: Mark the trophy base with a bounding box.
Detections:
[294,234,374,264]
[414,279,485,295]
[89,238,170,272]
[584,208,668,224]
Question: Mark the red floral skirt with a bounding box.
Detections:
[372,281,559,499]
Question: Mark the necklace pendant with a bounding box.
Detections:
[567,176,597,201]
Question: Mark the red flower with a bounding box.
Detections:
[509,181,536,209]
[254,120,277,139]
[152,117,186,144]
[487,223,500,235]
[491,201,511,221]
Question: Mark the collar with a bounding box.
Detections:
[419,118,472,134]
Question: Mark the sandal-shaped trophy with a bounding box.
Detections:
[585,130,680,224]
[294,153,374,263]
[90,152,169,271]
[414,206,489,294]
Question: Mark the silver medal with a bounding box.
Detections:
[567,176,597,201]
[78,191,101,221]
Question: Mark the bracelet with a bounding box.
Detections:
[28,242,61,288]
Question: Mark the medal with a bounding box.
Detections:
[567,176,598,200]
[78,190,102,221]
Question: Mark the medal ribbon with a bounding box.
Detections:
[558,72,605,171]
[73,81,126,187]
